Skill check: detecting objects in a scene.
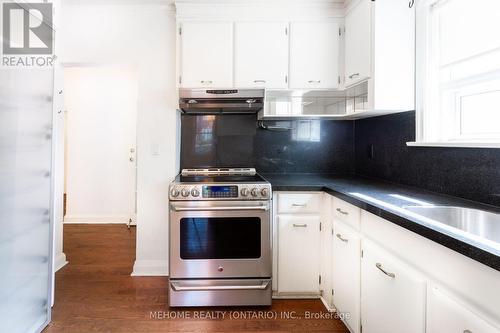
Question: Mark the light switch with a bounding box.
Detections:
[151,144,160,156]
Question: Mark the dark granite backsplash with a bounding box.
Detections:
[354,111,500,207]
[180,114,355,174]
[180,111,500,207]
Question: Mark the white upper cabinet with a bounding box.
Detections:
[344,0,372,87]
[289,21,340,89]
[178,21,233,88]
[344,0,415,112]
[234,22,289,89]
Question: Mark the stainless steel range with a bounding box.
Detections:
[168,168,272,307]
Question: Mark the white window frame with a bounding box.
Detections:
[409,0,500,148]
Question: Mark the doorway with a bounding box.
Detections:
[62,65,138,224]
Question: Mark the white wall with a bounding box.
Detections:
[60,0,179,275]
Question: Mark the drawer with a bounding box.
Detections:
[333,197,361,230]
[277,193,321,214]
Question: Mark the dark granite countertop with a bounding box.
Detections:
[261,173,500,272]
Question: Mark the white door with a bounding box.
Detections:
[278,215,321,293]
[234,22,289,88]
[179,21,233,88]
[361,240,426,333]
[320,195,333,307]
[289,21,340,89]
[344,0,372,87]
[64,66,137,224]
[427,285,499,333]
[332,220,361,333]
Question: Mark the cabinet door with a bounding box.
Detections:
[344,0,372,87]
[332,220,361,333]
[278,215,321,293]
[320,195,333,307]
[179,21,233,88]
[289,21,340,89]
[234,22,288,89]
[361,240,426,333]
[428,285,499,333]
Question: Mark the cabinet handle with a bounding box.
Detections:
[201,80,213,84]
[253,80,266,83]
[292,203,307,207]
[348,73,360,79]
[336,208,349,215]
[293,223,307,228]
[376,263,396,278]
[409,0,415,8]
[336,233,348,243]
[308,80,321,83]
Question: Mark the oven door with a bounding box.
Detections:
[169,200,271,279]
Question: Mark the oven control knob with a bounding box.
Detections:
[240,188,249,197]
[170,188,180,197]
[191,188,200,197]
[181,188,190,197]
[217,266,224,272]
[261,188,269,197]
[251,188,259,197]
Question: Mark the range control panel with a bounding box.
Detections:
[202,185,238,198]
[169,184,271,201]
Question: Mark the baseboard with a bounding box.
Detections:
[54,252,68,272]
[131,259,169,276]
[320,296,335,313]
[64,214,134,224]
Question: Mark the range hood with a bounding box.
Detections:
[179,88,265,114]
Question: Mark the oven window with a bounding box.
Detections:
[180,217,261,259]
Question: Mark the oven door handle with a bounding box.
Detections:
[170,280,270,291]
[171,205,269,212]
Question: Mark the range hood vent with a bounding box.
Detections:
[179,89,265,114]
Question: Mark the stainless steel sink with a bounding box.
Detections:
[403,206,500,244]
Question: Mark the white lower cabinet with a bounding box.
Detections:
[332,220,361,333]
[277,214,321,294]
[427,285,499,333]
[274,192,500,333]
[361,240,427,333]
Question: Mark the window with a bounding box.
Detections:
[414,0,500,147]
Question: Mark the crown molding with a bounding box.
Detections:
[175,0,345,20]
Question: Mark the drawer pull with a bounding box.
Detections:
[463,330,472,333]
[293,223,307,228]
[308,80,321,83]
[292,203,307,207]
[348,73,360,79]
[253,80,266,83]
[376,263,396,278]
[336,233,348,243]
[336,208,349,215]
[201,80,213,84]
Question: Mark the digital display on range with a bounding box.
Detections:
[202,185,238,198]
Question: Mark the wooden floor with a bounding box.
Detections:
[44,224,349,333]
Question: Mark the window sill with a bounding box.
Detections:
[406,142,500,149]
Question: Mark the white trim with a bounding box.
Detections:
[175,1,344,20]
[53,252,68,272]
[63,215,135,223]
[132,260,169,276]
[406,141,500,148]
